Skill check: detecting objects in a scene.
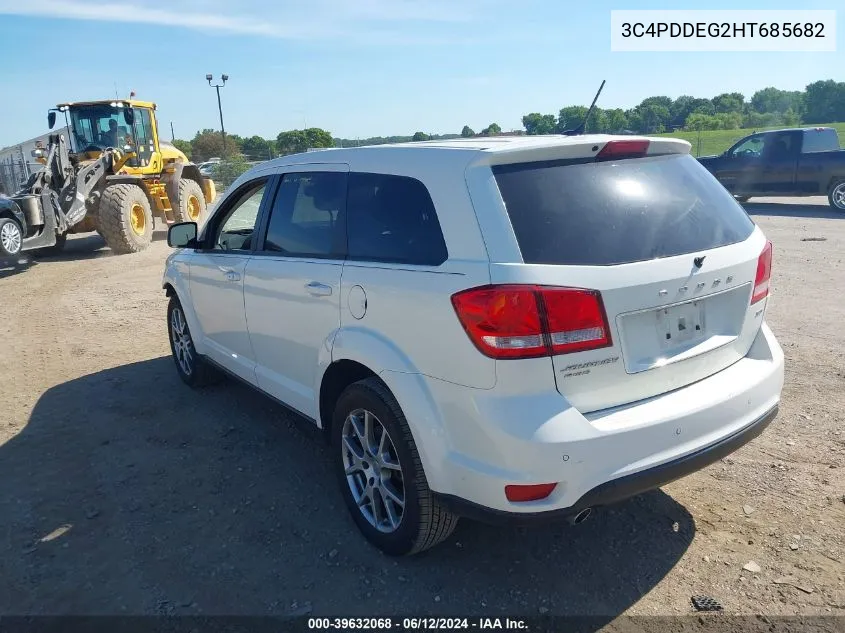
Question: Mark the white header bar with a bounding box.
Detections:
[611,10,836,52]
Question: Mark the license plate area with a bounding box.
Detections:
[656,300,705,350]
[615,285,749,375]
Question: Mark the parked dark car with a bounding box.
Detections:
[697,127,845,210]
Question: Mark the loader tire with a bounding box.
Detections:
[98,184,153,254]
[173,178,207,225]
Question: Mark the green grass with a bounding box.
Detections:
[656,123,845,157]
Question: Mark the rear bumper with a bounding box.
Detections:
[392,321,784,515]
[434,403,778,524]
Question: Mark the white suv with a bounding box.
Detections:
[163,135,784,556]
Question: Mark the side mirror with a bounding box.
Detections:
[47,111,57,129]
[123,108,134,125]
[167,222,198,248]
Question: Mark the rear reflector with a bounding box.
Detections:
[451,285,612,360]
[505,483,557,502]
[596,139,650,160]
[751,240,773,304]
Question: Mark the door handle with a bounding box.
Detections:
[218,266,241,282]
[305,281,333,297]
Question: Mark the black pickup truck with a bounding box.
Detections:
[697,127,845,210]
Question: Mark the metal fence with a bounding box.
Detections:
[0,151,33,195]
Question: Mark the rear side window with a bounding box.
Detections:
[346,172,447,266]
[802,129,840,153]
[493,153,755,266]
[261,172,346,258]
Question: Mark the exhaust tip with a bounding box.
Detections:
[569,508,592,525]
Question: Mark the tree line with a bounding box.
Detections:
[172,79,845,163]
[523,79,844,135]
[171,127,337,163]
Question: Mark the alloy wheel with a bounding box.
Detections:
[341,408,405,533]
[170,305,194,376]
[1,221,22,254]
[832,183,845,210]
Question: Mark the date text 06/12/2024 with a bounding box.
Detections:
[307,618,529,630]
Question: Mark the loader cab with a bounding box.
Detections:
[58,100,162,174]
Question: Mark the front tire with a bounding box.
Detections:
[97,184,153,254]
[173,178,207,224]
[167,296,217,388]
[333,378,458,556]
[0,217,23,256]
[828,180,845,211]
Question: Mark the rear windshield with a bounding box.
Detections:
[493,153,755,266]
[801,129,840,153]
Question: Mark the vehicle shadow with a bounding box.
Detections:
[26,230,168,263]
[29,234,111,261]
[1,358,695,626]
[0,254,36,279]
[743,200,843,220]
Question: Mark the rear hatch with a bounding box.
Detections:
[482,139,771,414]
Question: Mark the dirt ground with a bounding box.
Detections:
[1,197,843,625]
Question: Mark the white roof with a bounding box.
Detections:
[268,134,691,169]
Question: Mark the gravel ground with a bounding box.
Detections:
[0,197,843,625]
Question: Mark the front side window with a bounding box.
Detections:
[730,135,764,157]
[346,172,447,266]
[213,180,267,251]
[261,171,346,258]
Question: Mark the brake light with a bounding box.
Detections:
[449,286,547,359]
[596,139,650,161]
[451,285,612,360]
[505,483,557,502]
[751,240,773,304]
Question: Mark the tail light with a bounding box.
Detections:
[596,139,650,161]
[451,285,612,360]
[751,240,773,304]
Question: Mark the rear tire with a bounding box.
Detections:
[173,179,207,225]
[332,377,458,556]
[828,180,845,211]
[97,184,153,254]
[0,217,23,256]
[167,296,218,388]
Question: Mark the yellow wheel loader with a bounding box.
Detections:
[8,99,216,255]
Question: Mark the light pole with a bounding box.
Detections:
[206,73,229,153]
